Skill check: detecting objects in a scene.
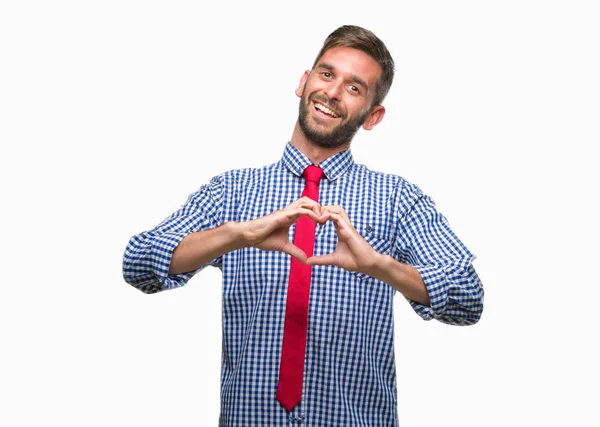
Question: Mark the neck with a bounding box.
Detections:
[290,121,350,165]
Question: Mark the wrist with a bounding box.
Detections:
[361,251,388,278]
[224,221,248,251]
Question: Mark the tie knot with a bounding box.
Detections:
[303,165,324,185]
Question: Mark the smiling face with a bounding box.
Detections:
[296,46,386,149]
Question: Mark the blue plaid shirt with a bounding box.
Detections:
[123,142,484,426]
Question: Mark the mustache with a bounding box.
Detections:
[308,93,345,118]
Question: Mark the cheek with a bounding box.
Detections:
[299,75,319,96]
[347,101,367,117]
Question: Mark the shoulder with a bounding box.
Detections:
[351,162,432,212]
[208,160,283,189]
[351,162,426,195]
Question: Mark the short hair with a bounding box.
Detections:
[312,25,395,107]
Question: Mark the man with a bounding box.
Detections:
[123,25,484,426]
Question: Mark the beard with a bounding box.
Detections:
[298,91,369,149]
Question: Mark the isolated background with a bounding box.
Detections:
[1,1,598,426]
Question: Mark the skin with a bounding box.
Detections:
[169,46,431,306]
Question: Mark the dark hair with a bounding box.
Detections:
[312,25,395,107]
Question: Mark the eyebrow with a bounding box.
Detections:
[316,62,369,94]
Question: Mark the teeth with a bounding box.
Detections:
[315,102,340,118]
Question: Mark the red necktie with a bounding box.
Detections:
[276,165,324,411]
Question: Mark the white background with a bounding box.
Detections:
[1,1,599,426]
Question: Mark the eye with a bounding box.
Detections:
[322,71,333,79]
[349,85,359,93]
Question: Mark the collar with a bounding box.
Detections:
[281,142,355,182]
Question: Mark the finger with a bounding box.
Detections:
[298,201,323,216]
[318,205,346,225]
[287,207,323,223]
[306,254,337,266]
[273,207,321,226]
[336,206,351,223]
[321,205,351,223]
[323,211,351,231]
[310,203,323,217]
[316,210,332,225]
[281,242,307,263]
[289,197,321,211]
[322,212,360,239]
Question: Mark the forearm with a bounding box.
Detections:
[365,253,431,306]
[169,221,245,274]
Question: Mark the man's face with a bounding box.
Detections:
[296,46,383,149]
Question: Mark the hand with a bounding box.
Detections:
[240,197,324,263]
[306,205,380,273]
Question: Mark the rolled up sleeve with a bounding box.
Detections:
[395,184,484,325]
[122,175,224,294]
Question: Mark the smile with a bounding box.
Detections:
[313,101,341,119]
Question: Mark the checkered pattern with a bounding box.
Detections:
[123,142,484,426]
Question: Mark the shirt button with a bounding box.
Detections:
[365,225,372,233]
[289,415,305,423]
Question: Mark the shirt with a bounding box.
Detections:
[123,142,484,426]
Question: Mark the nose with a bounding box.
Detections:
[324,79,343,101]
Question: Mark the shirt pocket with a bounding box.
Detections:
[351,224,392,281]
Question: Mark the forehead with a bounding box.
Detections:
[315,46,382,88]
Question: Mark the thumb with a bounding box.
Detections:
[306,254,336,266]
[281,242,308,264]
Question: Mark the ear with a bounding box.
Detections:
[295,71,310,97]
[362,105,386,131]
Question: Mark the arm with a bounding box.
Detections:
[305,206,431,306]
[394,187,484,325]
[169,197,324,274]
[364,254,431,306]
[307,194,483,325]
[168,222,244,275]
[122,176,226,293]
[123,173,322,293]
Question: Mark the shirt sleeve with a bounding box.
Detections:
[122,175,225,294]
[394,183,484,325]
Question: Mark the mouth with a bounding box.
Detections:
[313,101,341,119]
